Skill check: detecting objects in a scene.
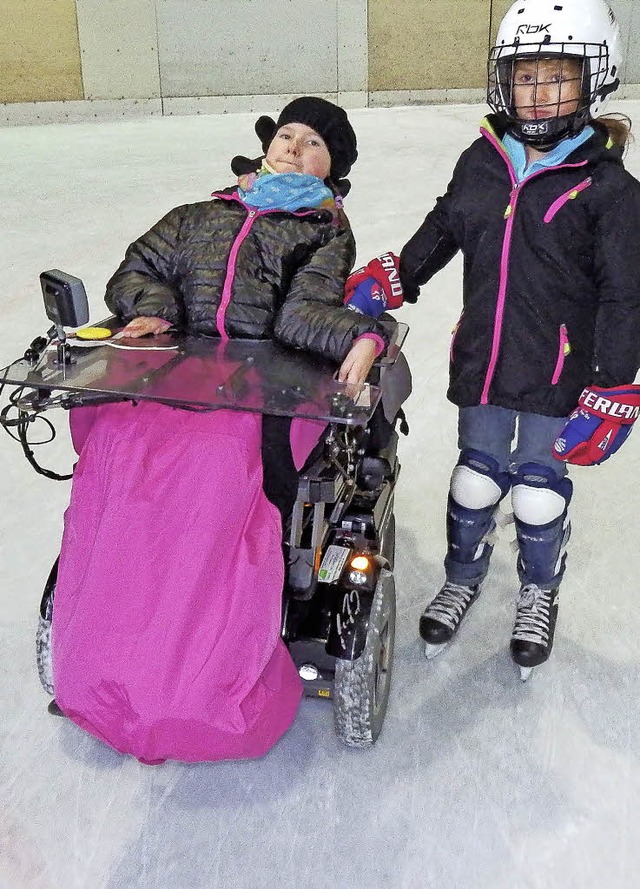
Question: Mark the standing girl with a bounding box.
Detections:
[355,0,640,677]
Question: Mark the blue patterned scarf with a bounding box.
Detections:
[238,171,334,212]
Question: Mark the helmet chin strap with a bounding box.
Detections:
[506,108,591,151]
[518,138,558,154]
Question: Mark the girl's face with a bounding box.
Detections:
[512,57,583,121]
[265,123,332,179]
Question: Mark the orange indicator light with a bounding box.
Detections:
[351,555,369,571]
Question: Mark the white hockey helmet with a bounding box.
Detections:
[487,0,621,147]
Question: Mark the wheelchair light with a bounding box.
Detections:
[299,664,319,682]
[348,570,368,585]
[348,554,372,586]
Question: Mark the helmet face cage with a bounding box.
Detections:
[487,0,621,149]
[488,44,602,146]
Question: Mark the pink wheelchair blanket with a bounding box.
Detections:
[52,401,305,763]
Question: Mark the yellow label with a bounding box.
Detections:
[318,689,331,698]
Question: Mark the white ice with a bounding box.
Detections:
[2,101,640,889]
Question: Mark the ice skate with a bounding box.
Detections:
[510,462,571,681]
[419,581,481,658]
[420,449,510,659]
[510,583,559,680]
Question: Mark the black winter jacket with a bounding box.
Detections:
[400,116,640,417]
[105,189,388,363]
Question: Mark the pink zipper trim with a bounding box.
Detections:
[478,128,588,403]
[215,207,258,339]
[551,323,569,385]
[479,129,518,404]
[212,192,318,338]
[544,177,592,224]
[480,128,517,179]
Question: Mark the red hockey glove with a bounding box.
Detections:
[344,253,404,314]
[553,384,640,466]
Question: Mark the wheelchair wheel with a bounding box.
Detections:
[36,560,58,695]
[333,568,396,748]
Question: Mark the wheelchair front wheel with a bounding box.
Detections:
[333,568,396,748]
[36,559,58,696]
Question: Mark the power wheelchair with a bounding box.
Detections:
[0,271,410,749]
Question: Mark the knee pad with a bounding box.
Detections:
[445,450,511,584]
[450,449,511,510]
[511,463,573,587]
[511,463,573,525]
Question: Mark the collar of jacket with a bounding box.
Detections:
[480,113,624,169]
[210,187,336,224]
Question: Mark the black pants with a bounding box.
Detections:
[261,415,300,521]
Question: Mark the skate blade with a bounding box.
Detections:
[518,665,533,682]
[424,641,448,660]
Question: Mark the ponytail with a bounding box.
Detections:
[594,113,633,153]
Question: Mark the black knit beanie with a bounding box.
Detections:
[255,96,358,181]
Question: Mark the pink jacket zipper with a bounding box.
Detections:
[215,208,259,339]
[544,177,593,224]
[478,128,588,403]
[212,192,317,339]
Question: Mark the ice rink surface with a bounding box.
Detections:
[2,100,640,889]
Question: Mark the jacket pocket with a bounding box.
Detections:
[544,178,592,224]
[551,323,570,385]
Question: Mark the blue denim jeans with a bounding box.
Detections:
[457,404,569,477]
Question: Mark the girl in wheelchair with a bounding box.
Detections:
[48,98,404,763]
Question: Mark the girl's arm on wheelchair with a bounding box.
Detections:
[337,337,379,389]
[105,206,187,326]
[274,227,389,363]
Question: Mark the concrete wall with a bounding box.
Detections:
[0,0,83,102]
[2,0,639,124]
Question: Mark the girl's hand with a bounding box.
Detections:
[116,316,172,338]
[338,338,378,391]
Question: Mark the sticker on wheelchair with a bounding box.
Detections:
[318,545,351,584]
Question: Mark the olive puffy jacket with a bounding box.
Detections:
[400,116,640,418]
[105,189,388,363]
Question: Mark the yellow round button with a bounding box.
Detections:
[76,327,113,340]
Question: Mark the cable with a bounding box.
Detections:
[16,410,73,481]
[0,384,73,481]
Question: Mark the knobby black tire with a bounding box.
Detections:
[36,600,54,695]
[36,560,57,695]
[333,568,396,748]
